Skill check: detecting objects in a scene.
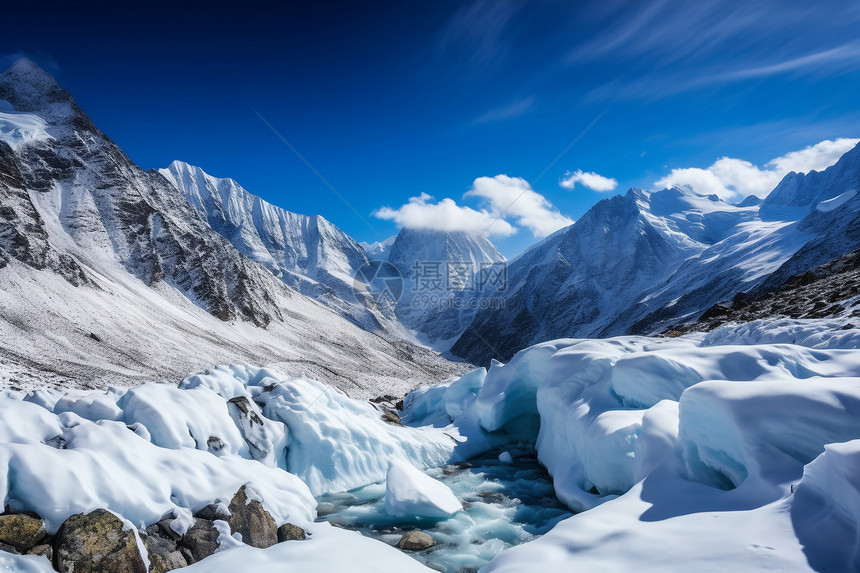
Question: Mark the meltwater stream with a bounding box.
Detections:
[316,444,572,572]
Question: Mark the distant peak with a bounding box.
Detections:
[0,58,67,116]
[1,58,58,89]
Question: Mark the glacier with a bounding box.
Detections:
[0,320,858,571]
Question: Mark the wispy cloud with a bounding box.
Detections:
[473,96,535,124]
[570,1,860,102]
[436,0,523,74]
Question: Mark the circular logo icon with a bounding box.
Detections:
[352,260,403,308]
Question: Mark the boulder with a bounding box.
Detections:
[396,530,436,551]
[178,519,220,565]
[277,523,307,542]
[227,485,277,548]
[0,512,47,552]
[53,509,147,573]
[144,521,187,573]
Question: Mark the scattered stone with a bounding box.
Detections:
[476,491,506,504]
[227,397,273,461]
[194,503,230,522]
[143,522,187,573]
[277,523,307,542]
[0,540,17,554]
[382,408,403,426]
[178,519,220,565]
[27,543,52,561]
[53,509,147,573]
[396,531,436,551]
[227,485,278,548]
[0,512,47,553]
[206,436,225,452]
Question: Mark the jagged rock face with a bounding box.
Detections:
[53,509,147,573]
[158,161,383,328]
[0,60,289,328]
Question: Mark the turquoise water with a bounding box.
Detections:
[315,444,572,572]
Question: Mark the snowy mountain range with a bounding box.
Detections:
[1,58,859,383]
[452,143,860,364]
[0,60,464,395]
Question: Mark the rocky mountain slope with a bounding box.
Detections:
[681,247,860,333]
[0,60,464,395]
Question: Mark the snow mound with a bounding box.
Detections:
[397,321,860,571]
[791,440,860,571]
[181,522,433,572]
[384,459,462,519]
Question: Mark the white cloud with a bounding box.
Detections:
[559,169,618,192]
[465,175,574,237]
[654,138,859,201]
[373,193,516,237]
[372,175,573,238]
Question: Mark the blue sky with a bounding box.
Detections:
[4,0,860,256]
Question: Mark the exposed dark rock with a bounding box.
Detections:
[0,512,47,553]
[227,397,272,461]
[53,509,147,573]
[143,520,187,573]
[178,519,220,565]
[227,485,278,549]
[193,504,230,522]
[395,530,436,551]
[672,247,860,334]
[277,523,307,542]
[381,408,403,426]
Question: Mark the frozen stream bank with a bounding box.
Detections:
[316,444,571,572]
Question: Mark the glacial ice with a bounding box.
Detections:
[384,459,462,518]
[0,320,859,571]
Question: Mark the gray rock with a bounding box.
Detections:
[227,485,277,549]
[0,512,47,552]
[277,523,307,542]
[396,531,436,551]
[27,543,52,561]
[53,509,147,573]
[177,519,220,565]
[193,503,230,522]
[144,520,187,573]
